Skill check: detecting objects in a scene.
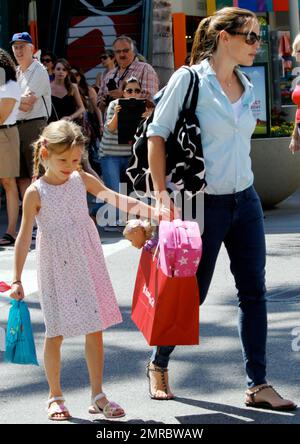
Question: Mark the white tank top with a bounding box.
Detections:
[232,96,243,124]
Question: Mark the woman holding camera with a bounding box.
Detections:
[93,77,151,230]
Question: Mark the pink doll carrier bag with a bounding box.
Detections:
[158,219,202,278]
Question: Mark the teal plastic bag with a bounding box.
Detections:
[5,300,38,365]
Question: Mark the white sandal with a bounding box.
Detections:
[46,396,71,421]
[88,392,125,418]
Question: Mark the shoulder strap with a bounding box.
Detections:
[181,67,199,113]
[42,96,49,119]
[181,67,195,110]
[189,68,199,113]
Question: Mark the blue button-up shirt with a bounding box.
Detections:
[147,58,256,195]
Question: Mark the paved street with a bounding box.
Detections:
[0,191,300,424]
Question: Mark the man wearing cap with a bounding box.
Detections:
[11,32,51,197]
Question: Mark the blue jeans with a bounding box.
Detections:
[151,186,267,388]
[92,155,130,222]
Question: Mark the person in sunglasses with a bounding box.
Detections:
[41,51,57,82]
[97,35,159,114]
[94,77,152,230]
[145,6,297,411]
[93,50,116,94]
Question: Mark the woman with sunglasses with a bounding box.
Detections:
[145,7,297,411]
[94,50,116,94]
[41,51,56,81]
[95,77,152,230]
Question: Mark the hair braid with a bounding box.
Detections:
[33,139,43,177]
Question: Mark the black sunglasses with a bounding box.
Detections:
[227,31,261,45]
[125,88,141,94]
[42,58,52,63]
[100,55,108,60]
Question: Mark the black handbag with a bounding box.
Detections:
[126,67,206,198]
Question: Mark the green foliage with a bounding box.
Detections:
[270,107,294,137]
[270,123,294,137]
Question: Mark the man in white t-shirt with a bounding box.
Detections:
[11,32,51,197]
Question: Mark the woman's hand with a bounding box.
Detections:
[10,283,25,301]
[142,107,153,119]
[289,135,300,154]
[61,116,72,121]
[154,191,181,222]
[114,104,122,115]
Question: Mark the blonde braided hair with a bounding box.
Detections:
[33,120,86,176]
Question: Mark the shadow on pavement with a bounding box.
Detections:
[91,418,164,424]
[174,397,299,424]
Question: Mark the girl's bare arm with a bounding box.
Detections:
[80,171,164,222]
[10,186,40,300]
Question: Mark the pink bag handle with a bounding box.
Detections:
[173,220,189,248]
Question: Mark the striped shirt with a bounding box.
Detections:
[97,58,159,107]
[99,99,132,157]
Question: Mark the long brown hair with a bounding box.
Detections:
[190,7,257,65]
[53,58,74,95]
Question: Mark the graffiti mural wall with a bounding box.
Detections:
[66,1,143,81]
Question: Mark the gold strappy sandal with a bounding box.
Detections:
[146,362,175,400]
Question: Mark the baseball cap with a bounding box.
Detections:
[10,32,33,45]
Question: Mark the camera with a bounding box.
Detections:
[107,78,117,91]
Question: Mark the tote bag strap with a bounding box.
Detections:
[181,67,195,111]
[181,67,199,114]
[189,68,199,114]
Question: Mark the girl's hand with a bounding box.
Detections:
[10,283,25,301]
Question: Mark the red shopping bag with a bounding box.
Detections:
[0,281,11,293]
[131,250,200,346]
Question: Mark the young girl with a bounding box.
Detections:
[9,120,168,421]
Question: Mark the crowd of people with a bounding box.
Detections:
[0,32,160,243]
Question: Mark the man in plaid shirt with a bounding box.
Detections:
[97,35,159,112]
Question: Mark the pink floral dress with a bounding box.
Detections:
[34,171,122,338]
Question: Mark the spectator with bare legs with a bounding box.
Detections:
[0,49,21,246]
